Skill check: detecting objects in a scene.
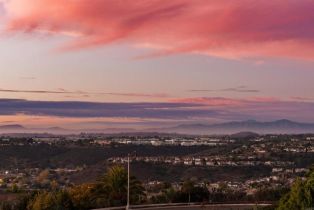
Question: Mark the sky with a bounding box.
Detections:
[0,0,314,130]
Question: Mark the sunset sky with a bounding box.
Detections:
[0,0,314,129]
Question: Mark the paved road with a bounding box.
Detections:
[134,204,270,210]
[92,203,272,210]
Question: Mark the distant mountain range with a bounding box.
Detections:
[0,124,25,130]
[0,119,314,135]
[160,119,314,135]
[0,125,136,135]
[0,124,71,134]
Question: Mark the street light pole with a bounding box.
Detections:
[126,154,130,210]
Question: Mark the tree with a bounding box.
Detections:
[15,192,38,210]
[68,183,95,210]
[11,166,145,210]
[277,170,314,210]
[253,187,289,202]
[152,187,176,204]
[36,170,50,188]
[0,201,12,210]
[182,180,195,203]
[27,190,74,210]
[93,165,145,207]
[172,180,209,203]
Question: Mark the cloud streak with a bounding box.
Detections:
[2,0,314,59]
[0,88,169,99]
[189,86,260,93]
[0,98,314,123]
[0,99,214,119]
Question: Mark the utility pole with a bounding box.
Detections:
[126,153,130,210]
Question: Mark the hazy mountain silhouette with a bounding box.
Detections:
[0,124,26,130]
[161,119,314,135]
[0,119,314,135]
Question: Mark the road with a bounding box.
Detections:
[92,203,272,210]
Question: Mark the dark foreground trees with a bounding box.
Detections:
[3,167,314,210]
[277,170,314,210]
[28,190,73,210]
[91,165,145,207]
[0,165,145,210]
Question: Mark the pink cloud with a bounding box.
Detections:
[170,96,282,106]
[3,0,314,59]
[247,97,280,103]
[0,87,169,99]
[168,96,314,122]
[290,96,314,102]
[170,97,246,106]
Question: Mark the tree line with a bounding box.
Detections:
[1,165,313,210]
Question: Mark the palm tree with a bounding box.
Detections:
[182,180,195,204]
[94,165,145,207]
